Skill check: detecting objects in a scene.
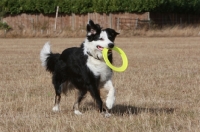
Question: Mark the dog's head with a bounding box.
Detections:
[84,20,119,60]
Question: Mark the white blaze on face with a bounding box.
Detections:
[96,31,113,49]
[93,31,113,59]
[84,31,113,59]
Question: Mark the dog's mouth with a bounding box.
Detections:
[97,45,104,51]
[97,45,112,54]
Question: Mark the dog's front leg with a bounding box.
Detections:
[103,80,115,109]
[88,85,111,117]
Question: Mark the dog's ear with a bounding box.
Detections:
[87,20,95,35]
[111,30,119,41]
[112,29,120,36]
[87,20,101,36]
[104,28,119,42]
[88,20,95,27]
[115,32,120,35]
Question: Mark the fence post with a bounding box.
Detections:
[135,18,138,29]
[54,6,59,31]
[109,13,112,28]
[72,13,75,30]
[4,30,6,37]
[148,12,150,29]
[31,18,35,35]
[95,12,97,22]
[117,18,120,30]
[88,13,90,22]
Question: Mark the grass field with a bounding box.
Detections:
[0,37,200,131]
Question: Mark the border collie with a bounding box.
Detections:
[40,20,119,117]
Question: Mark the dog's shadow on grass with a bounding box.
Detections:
[110,104,175,116]
[83,103,175,116]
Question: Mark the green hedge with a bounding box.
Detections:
[0,0,200,15]
[0,21,12,30]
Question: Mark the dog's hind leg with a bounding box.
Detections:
[103,80,115,110]
[61,81,74,95]
[73,90,87,115]
[52,81,62,112]
[53,92,61,112]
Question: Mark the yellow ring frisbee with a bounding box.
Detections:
[102,46,128,72]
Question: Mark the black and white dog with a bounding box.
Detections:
[40,20,119,117]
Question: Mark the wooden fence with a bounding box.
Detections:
[2,12,149,33]
[150,13,200,27]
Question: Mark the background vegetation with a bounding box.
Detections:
[0,21,11,30]
[0,0,200,15]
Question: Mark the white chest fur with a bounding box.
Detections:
[86,56,112,82]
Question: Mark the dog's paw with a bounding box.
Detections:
[106,96,115,109]
[52,106,59,112]
[104,113,111,118]
[101,112,111,118]
[74,110,83,115]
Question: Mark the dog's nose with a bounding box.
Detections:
[108,43,114,48]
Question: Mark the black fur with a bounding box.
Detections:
[46,53,60,73]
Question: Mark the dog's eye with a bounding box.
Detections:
[99,38,104,41]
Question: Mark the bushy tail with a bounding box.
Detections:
[40,42,60,73]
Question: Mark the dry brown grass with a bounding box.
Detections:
[120,26,200,37]
[0,37,200,131]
